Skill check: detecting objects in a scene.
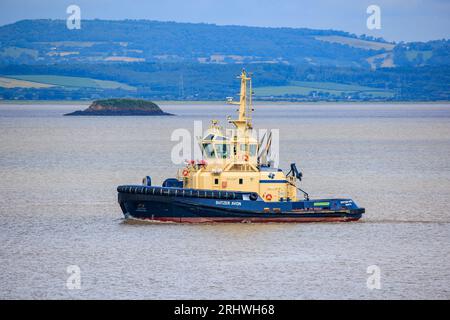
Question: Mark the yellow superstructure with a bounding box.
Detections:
[179,70,299,202]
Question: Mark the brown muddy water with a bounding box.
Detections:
[0,102,449,299]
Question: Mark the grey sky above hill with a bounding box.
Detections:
[0,0,449,42]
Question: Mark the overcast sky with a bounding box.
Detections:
[0,0,449,42]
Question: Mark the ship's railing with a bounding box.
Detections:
[117,185,258,201]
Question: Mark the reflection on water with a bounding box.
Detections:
[0,102,449,299]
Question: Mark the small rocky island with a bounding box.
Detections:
[64,98,173,116]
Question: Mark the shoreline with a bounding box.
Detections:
[1,100,450,106]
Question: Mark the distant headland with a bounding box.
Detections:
[64,99,173,116]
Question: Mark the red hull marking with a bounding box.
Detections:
[134,216,361,223]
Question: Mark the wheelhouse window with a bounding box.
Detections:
[249,144,257,156]
[214,143,230,159]
[239,144,257,156]
[202,143,215,158]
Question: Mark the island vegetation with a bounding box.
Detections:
[64,98,173,116]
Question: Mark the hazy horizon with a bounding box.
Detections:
[0,0,449,42]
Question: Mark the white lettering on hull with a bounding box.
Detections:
[215,200,242,206]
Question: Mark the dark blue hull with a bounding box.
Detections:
[117,185,364,223]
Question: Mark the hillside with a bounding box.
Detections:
[0,19,393,68]
[0,19,448,101]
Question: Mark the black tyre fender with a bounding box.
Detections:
[142,176,152,186]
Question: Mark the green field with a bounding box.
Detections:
[0,46,39,59]
[315,36,395,51]
[254,81,394,98]
[2,75,136,91]
[0,76,55,88]
[405,50,433,62]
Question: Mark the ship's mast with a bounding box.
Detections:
[228,69,253,131]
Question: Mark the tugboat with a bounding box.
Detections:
[117,70,365,223]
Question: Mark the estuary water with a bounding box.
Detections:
[0,102,449,299]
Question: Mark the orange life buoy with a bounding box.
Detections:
[182,169,189,177]
[265,194,272,201]
[244,154,249,161]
